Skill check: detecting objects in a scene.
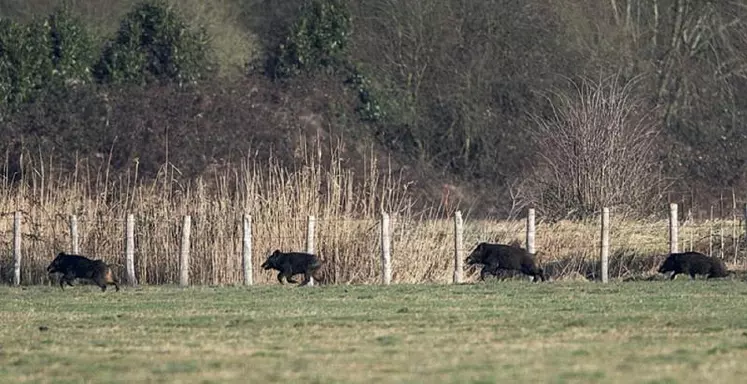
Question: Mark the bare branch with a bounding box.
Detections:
[527,74,663,218]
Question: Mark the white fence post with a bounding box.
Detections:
[601,207,610,283]
[306,215,316,286]
[709,206,714,256]
[243,214,253,286]
[380,212,392,285]
[70,215,79,254]
[125,214,137,286]
[13,211,21,286]
[669,203,679,254]
[453,210,464,284]
[526,208,536,254]
[179,215,191,287]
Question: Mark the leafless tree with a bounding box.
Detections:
[528,75,665,218]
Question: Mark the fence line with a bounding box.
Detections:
[5,203,747,286]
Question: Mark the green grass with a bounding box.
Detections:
[1,281,747,383]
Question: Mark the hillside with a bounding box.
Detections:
[1,0,746,218]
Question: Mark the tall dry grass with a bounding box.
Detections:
[1,140,745,285]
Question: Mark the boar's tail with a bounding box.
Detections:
[310,259,326,283]
[104,268,118,283]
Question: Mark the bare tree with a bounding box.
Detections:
[528,75,664,218]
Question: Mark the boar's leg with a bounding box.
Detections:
[300,272,313,286]
[276,272,286,284]
[105,270,120,292]
[286,274,299,284]
[94,276,108,292]
[480,265,498,281]
[522,266,545,282]
[280,264,298,284]
[60,273,75,290]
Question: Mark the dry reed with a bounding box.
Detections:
[1,141,745,285]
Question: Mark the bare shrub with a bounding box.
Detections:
[528,75,664,219]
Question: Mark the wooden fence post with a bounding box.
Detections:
[720,224,725,259]
[743,204,747,241]
[125,214,137,286]
[242,214,253,286]
[306,215,316,286]
[13,211,21,286]
[179,215,191,287]
[70,215,79,254]
[600,207,610,283]
[669,203,678,254]
[380,212,392,285]
[709,206,714,256]
[526,208,536,254]
[453,210,464,284]
[732,202,738,264]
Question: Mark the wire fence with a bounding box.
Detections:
[1,203,746,286]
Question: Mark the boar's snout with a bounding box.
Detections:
[46,262,59,273]
[465,252,480,266]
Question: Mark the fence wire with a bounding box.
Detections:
[1,208,746,286]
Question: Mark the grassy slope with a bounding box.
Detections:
[1,282,747,383]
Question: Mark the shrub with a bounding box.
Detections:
[0,18,53,109]
[94,0,213,86]
[528,75,664,218]
[267,0,351,79]
[0,8,95,111]
[345,65,385,122]
[47,7,96,87]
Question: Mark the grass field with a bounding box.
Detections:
[1,281,747,383]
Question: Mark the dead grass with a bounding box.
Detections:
[1,140,746,286]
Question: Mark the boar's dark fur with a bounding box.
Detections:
[261,250,322,286]
[658,251,729,280]
[466,242,546,282]
[47,252,120,292]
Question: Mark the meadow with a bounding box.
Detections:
[1,281,747,383]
